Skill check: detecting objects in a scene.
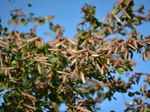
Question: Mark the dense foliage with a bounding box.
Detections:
[0,0,150,111]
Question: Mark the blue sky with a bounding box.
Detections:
[0,0,150,38]
[0,0,150,111]
[0,0,116,41]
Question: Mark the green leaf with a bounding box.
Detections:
[11,60,17,66]
[116,67,125,74]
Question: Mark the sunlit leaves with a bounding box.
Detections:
[82,4,96,17]
[0,1,150,112]
[9,8,54,26]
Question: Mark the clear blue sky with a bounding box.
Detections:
[0,0,150,111]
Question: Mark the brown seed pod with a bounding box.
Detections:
[34,38,44,48]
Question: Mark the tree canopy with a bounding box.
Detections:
[0,0,150,111]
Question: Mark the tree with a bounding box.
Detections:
[0,0,150,111]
